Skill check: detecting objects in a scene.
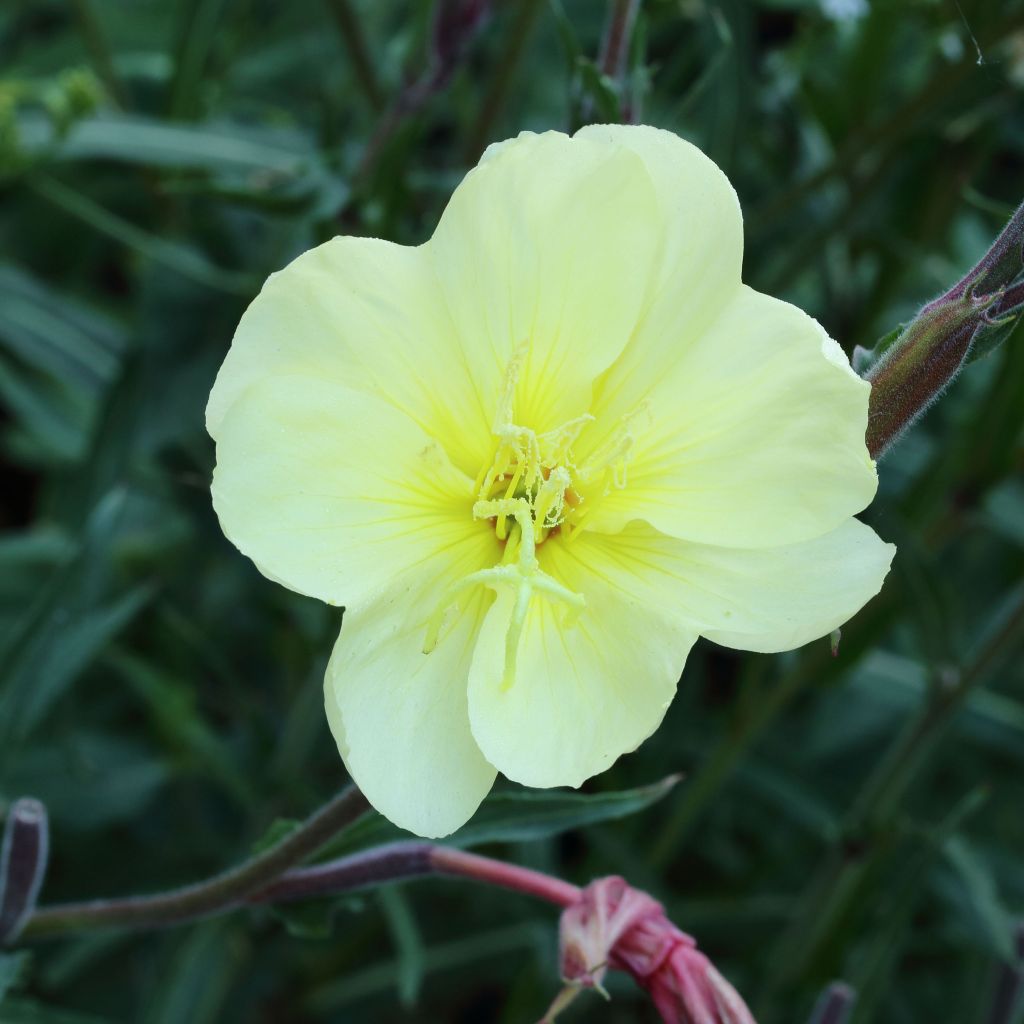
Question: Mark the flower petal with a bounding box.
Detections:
[211,374,496,607]
[467,536,697,789]
[326,583,496,838]
[575,122,744,341]
[427,130,662,433]
[566,518,894,654]
[207,236,493,477]
[583,285,878,547]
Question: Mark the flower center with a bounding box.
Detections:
[422,346,643,690]
[474,422,589,546]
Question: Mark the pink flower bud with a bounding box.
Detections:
[556,876,756,1024]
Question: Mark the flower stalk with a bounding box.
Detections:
[18,836,580,941]
[18,784,369,940]
[548,876,756,1023]
[11,791,750,1023]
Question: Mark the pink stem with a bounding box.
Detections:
[431,846,581,907]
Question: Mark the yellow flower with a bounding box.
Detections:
[208,126,894,838]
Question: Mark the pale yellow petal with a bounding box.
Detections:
[326,582,496,839]
[211,374,498,608]
[207,235,493,476]
[427,130,662,434]
[583,286,877,547]
[466,535,697,789]
[566,518,894,654]
[575,122,744,343]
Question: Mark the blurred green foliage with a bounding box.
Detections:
[1,0,1024,1021]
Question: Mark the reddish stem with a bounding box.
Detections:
[431,846,581,907]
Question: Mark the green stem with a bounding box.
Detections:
[69,0,127,108]
[849,588,1024,830]
[323,0,384,112]
[768,587,1024,987]
[463,0,543,163]
[651,588,897,867]
[19,785,369,939]
[28,175,257,295]
[749,54,974,235]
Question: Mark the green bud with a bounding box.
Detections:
[59,68,103,121]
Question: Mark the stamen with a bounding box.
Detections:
[537,413,594,467]
[532,467,571,537]
[495,462,525,540]
[432,347,627,684]
[492,341,528,435]
[577,401,649,492]
[424,495,585,689]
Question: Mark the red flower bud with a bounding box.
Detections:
[554,876,756,1024]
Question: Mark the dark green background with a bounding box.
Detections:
[2,1,1024,1021]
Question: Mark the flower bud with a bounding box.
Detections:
[862,201,1024,458]
[0,797,50,944]
[553,876,756,1024]
[559,875,667,992]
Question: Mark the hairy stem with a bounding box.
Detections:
[19,784,369,939]
[18,833,580,941]
[431,846,580,907]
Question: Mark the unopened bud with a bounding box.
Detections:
[921,201,1024,312]
[549,876,756,1024]
[0,797,50,944]
[862,200,1024,458]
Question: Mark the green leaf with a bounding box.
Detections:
[967,302,1024,364]
[27,176,260,296]
[0,490,154,752]
[0,265,125,385]
[575,58,622,123]
[1,733,169,830]
[852,322,905,375]
[249,818,301,858]
[321,775,681,859]
[266,897,352,940]
[0,1000,113,1024]
[938,837,1015,960]
[106,650,258,810]
[450,773,681,847]
[0,260,127,462]
[379,887,424,1008]
[142,919,245,1024]
[0,583,153,748]
[304,922,550,1014]
[0,951,31,1004]
[546,0,582,71]
[41,114,346,214]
